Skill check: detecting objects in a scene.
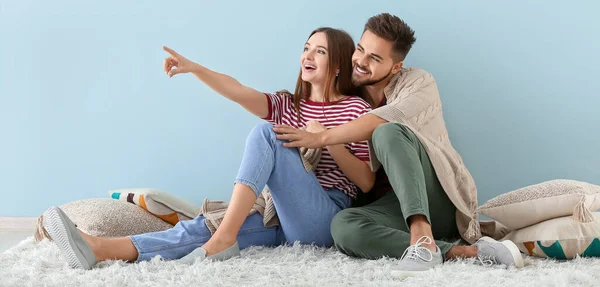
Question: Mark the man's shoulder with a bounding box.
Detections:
[385,67,438,98]
[399,67,436,84]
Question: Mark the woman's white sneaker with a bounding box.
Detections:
[474,236,524,268]
[42,206,97,270]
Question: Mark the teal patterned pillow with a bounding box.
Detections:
[503,212,600,259]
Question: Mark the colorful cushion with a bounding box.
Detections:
[478,179,600,230]
[108,188,201,225]
[35,198,173,241]
[503,212,600,259]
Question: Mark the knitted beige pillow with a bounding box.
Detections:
[478,179,600,230]
[34,198,174,241]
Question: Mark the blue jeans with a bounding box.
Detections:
[130,123,352,261]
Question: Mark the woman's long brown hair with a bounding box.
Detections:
[280,27,359,123]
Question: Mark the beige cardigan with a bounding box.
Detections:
[369,67,509,243]
[199,132,322,234]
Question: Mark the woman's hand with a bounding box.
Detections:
[161,45,268,118]
[305,120,327,133]
[163,46,197,77]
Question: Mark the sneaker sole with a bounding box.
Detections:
[499,239,524,268]
[43,207,93,270]
[479,236,524,268]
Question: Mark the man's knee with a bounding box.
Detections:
[372,123,414,153]
[330,209,370,252]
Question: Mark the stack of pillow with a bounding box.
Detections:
[34,188,201,242]
[478,179,600,260]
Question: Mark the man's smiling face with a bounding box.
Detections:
[351,29,400,87]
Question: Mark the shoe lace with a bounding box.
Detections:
[400,236,434,262]
[477,255,499,267]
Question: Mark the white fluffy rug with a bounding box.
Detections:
[2,238,600,287]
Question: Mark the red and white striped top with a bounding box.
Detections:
[263,92,372,197]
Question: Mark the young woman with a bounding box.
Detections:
[42,27,376,270]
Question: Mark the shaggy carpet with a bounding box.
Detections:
[1,237,599,286]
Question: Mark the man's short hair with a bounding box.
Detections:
[364,13,416,61]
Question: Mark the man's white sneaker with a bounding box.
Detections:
[474,236,524,268]
[390,236,443,278]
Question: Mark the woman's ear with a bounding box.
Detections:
[336,68,340,76]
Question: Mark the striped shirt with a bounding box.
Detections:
[263,92,372,197]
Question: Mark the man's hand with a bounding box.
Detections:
[275,114,386,148]
[163,46,197,78]
[273,125,325,149]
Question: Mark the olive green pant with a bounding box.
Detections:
[330,123,459,259]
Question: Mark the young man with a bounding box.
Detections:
[273,13,524,276]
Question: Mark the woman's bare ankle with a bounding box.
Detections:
[78,231,104,261]
[77,231,139,262]
[202,235,236,256]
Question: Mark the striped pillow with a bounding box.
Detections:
[108,188,201,225]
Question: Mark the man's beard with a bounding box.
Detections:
[351,64,393,87]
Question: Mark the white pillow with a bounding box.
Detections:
[478,179,600,230]
[35,198,174,241]
[502,212,600,259]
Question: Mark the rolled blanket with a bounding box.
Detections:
[297,126,323,172]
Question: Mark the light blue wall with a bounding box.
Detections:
[1,1,598,216]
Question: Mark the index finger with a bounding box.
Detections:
[163,46,180,57]
[273,125,297,134]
